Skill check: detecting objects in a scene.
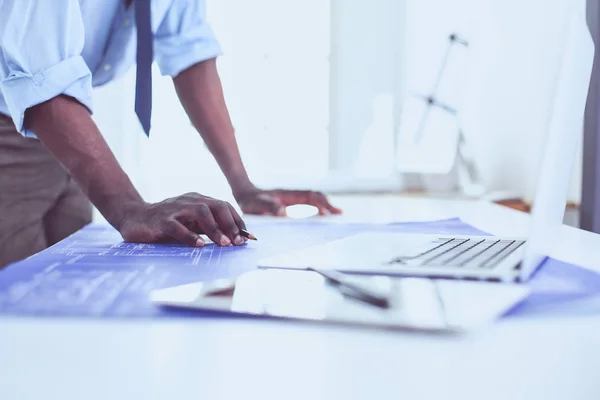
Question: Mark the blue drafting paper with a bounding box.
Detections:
[505,258,600,317]
[0,218,598,318]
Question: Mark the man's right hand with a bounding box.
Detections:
[25,97,248,249]
[118,193,248,247]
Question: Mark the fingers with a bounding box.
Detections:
[142,194,249,247]
[212,201,244,245]
[309,192,329,216]
[190,201,247,246]
[228,205,249,243]
[192,204,232,247]
[163,219,205,247]
[268,198,287,216]
[228,204,247,230]
[242,196,286,216]
[317,194,343,215]
[277,190,342,216]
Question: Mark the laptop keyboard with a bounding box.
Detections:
[387,238,525,269]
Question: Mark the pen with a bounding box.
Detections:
[240,229,257,241]
[307,267,390,309]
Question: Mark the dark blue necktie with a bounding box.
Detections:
[134,0,152,136]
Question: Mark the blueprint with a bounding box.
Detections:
[0,218,599,318]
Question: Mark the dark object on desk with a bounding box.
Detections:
[582,0,600,234]
[494,198,579,227]
[240,229,257,241]
[307,267,390,309]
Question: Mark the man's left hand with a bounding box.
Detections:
[235,189,342,217]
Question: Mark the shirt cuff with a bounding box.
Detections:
[0,55,93,134]
[155,39,223,78]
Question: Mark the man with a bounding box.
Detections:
[0,0,341,268]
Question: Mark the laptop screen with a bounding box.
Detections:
[520,0,594,280]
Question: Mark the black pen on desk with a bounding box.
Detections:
[240,229,257,241]
[307,267,390,309]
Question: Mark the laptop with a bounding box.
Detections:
[258,4,594,283]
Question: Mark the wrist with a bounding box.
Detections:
[229,175,258,199]
[94,190,146,232]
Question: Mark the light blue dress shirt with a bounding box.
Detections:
[0,0,222,137]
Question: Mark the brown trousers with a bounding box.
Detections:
[0,115,92,268]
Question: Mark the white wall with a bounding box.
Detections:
[91,72,142,221]
[463,0,584,203]
[405,0,586,202]
[329,0,406,178]
[91,0,590,210]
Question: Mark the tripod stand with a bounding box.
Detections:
[406,33,485,197]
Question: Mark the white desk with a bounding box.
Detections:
[1,195,600,400]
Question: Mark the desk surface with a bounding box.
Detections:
[1,195,600,400]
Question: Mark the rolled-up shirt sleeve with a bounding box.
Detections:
[0,0,93,134]
[154,0,223,77]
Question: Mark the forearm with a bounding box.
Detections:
[25,95,144,229]
[173,58,254,195]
